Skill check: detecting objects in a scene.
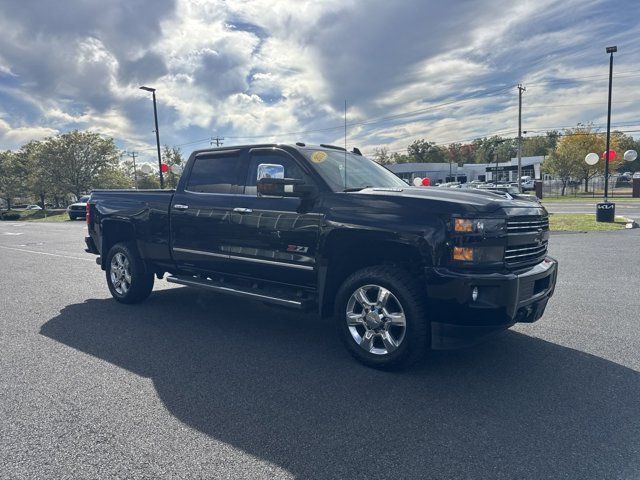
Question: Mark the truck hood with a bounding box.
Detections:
[352,186,543,214]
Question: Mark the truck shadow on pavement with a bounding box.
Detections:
[41,287,640,479]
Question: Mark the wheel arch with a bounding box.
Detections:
[318,230,430,318]
[100,220,138,270]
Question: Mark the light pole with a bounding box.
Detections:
[517,84,526,192]
[603,46,616,202]
[140,86,164,188]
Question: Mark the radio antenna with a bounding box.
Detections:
[344,99,347,190]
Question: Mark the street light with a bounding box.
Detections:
[603,46,617,203]
[139,86,164,188]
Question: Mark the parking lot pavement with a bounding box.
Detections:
[1,221,640,479]
[543,200,640,217]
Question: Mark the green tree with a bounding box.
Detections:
[612,131,639,173]
[543,147,575,196]
[137,172,161,189]
[407,139,445,163]
[162,145,184,188]
[389,152,411,164]
[17,140,53,210]
[0,150,28,210]
[41,130,119,199]
[94,165,133,189]
[371,147,391,165]
[522,131,560,157]
[473,136,515,164]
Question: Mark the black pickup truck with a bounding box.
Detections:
[85,143,557,368]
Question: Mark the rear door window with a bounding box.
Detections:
[186,152,241,194]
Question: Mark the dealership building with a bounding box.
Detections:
[387,156,545,184]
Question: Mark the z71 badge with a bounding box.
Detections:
[287,245,309,253]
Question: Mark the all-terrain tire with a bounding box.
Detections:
[105,241,154,304]
[335,265,430,369]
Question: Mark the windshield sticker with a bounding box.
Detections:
[311,151,327,163]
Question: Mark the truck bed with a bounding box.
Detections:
[89,189,175,269]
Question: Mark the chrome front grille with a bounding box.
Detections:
[505,241,548,264]
[506,216,549,233]
[505,215,549,268]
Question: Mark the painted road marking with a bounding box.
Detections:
[0,245,93,261]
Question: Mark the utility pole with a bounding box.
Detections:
[128,151,138,189]
[517,84,526,192]
[211,136,224,147]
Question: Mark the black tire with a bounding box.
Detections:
[335,265,430,369]
[68,215,75,221]
[105,241,154,304]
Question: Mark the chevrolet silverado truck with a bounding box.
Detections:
[85,143,557,368]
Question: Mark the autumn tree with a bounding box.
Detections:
[562,125,621,192]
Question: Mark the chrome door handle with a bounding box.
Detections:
[173,204,189,210]
[233,207,253,213]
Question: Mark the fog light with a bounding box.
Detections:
[471,287,479,302]
[453,247,474,261]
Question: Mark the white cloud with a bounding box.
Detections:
[0,0,639,159]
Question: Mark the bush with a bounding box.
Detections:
[1,212,21,220]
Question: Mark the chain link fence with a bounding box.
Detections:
[542,176,633,198]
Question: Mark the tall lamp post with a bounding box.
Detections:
[140,86,164,188]
[603,46,616,203]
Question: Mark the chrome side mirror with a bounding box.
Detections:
[257,163,284,182]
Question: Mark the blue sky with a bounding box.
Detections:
[0,0,639,163]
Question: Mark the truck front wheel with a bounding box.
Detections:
[105,242,154,304]
[335,265,430,369]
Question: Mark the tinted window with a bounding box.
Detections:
[244,153,307,195]
[187,153,240,194]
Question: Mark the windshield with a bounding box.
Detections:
[302,148,407,192]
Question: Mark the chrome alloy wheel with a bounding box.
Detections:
[345,284,407,355]
[110,252,132,295]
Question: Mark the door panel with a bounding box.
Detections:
[226,149,322,286]
[170,150,246,274]
[170,191,238,273]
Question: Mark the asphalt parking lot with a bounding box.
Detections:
[1,221,639,479]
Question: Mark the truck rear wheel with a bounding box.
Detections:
[105,242,154,304]
[335,265,430,369]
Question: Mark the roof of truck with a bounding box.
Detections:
[190,143,351,156]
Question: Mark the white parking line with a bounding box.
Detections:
[0,245,94,261]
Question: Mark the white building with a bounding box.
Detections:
[387,156,545,184]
